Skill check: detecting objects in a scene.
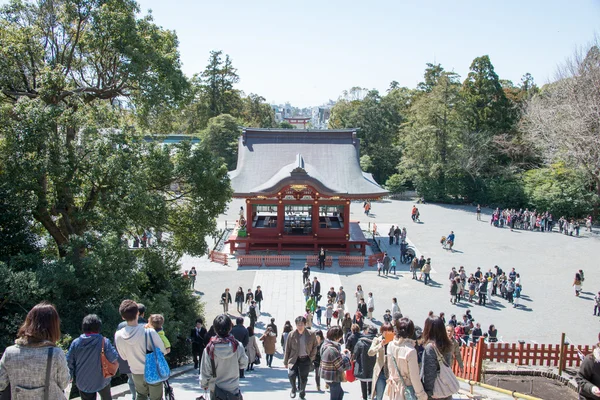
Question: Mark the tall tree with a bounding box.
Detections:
[200,50,242,119]
[200,114,241,170]
[417,63,445,93]
[240,93,276,128]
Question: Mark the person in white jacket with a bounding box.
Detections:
[366,293,375,320]
[115,300,166,400]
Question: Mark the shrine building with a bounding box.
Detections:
[226,128,388,254]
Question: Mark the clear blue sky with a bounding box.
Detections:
[4,0,599,107]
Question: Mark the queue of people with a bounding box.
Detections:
[487,206,593,236]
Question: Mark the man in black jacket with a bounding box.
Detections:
[318,248,326,270]
[231,317,249,378]
[190,317,207,370]
[312,277,321,305]
[353,325,377,400]
[254,286,264,312]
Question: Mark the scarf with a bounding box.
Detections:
[206,334,238,359]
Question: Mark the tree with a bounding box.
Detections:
[417,63,444,93]
[279,121,295,129]
[240,93,276,128]
[523,43,600,216]
[200,114,241,170]
[200,51,242,120]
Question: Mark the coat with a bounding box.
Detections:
[283,329,317,367]
[420,343,453,398]
[319,340,351,382]
[367,335,387,399]
[231,324,249,348]
[67,334,119,393]
[353,335,376,380]
[384,338,428,400]
[260,331,277,355]
[576,348,600,400]
[246,335,261,363]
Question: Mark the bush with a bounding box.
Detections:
[385,174,406,194]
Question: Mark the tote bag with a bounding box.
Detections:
[345,360,356,382]
[144,330,171,384]
[431,346,460,399]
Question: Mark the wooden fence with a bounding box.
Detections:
[338,256,365,267]
[264,255,291,267]
[367,252,384,267]
[306,255,333,267]
[209,250,228,265]
[237,255,263,267]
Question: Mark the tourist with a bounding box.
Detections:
[385,318,428,400]
[318,247,327,270]
[231,317,249,378]
[353,325,377,400]
[410,256,419,280]
[390,256,397,275]
[221,288,232,314]
[341,313,352,340]
[383,310,392,324]
[267,318,278,336]
[260,326,277,368]
[335,301,345,326]
[281,320,293,350]
[200,314,248,400]
[337,286,346,305]
[235,287,244,314]
[446,325,464,372]
[594,293,600,316]
[316,305,323,325]
[147,314,171,354]
[358,299,368,319]
[326,301,334,328]
[366,292,375,320]
[574,272,583,297]
[368,322,394,400]
[476,204,481,220]
[472,323,483,343]
[488,325,498,343]
[575,333,600,399]
[422,259,432,285]
[189,266,197,289]
[394,226,401,245]
[302,263,311,284]
[248,300,258,329]
[388,225,395,245]
[421,316,455,400]
[115,300,166,400]
[586,216,593,232]
[411,205,418,222]
[446,231,455,252]
[355,285,364,306]
[67,314,119,400]
[478,277,488,306]
[306,295,317,313]
[327,287,337,303]
[245,327,261,372]
[116,302,146,399]
[303,282,312,302]
[0,303,70,399]
[320,326,352,400]
[312,277,322,305]
[391,298,401,316]
[382,252,391,276]
[346,324,362,354]
[245,289,254,311]
[513,284,522,308]
[450,277,458,304]
[306,308,314,330]
[283,316,317,399]
[190,318,207,370]
[254,286,264,312]
[313,330,324,392]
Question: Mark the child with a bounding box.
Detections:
[325,301,334,328]
[305,308,314,329]
[315,305,323,325]
[148,314,171,354]
[335,300,344,326]
[390,257,397,275]
[383,309,392,323]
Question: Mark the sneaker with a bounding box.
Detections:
[290,390,296,398]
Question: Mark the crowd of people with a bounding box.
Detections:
[448,265,524,308]
[485,206,593,235]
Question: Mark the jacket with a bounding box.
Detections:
[358,303,368,316]
[319,340,351,382]
[576,348,600,400]
[0,339,70,399]
[234,292,244,303]
[67,334,119,393]
[254,290,264,302]
[200,337,248,393]
[260,331,277,355]
[115,325,166,375]
[231,324,249,348]
[346,333,361,355]
[420,343,453,398]
[421,263,432,274]
[283,330,317,366]
[353,334,376,380]
[366,297,375,312]
[384,338,428,400]
[190,327,207,352]
[246,335,261,363]
[116,317,146,374]
[450,338,464,369]
[368,335,388,399]
[221,292,232,304]
[312,281,321,296]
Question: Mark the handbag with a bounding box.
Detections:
[144,330,171,384]
[101,337,119,378]
[254,355,261,365]
[390,354,417,400]
[345,360,356,382]
[431,346,460,399]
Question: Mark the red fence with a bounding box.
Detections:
[306,255,333,267]
[209,250,228,265]
[367,252,384,267]
[237,255,263,267]
[338,256,365,267]
[264,255,291,267]
[454,338,485,381]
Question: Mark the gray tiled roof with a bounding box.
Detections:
[229,129,388,198]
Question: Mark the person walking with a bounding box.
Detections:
[312,277,322,305]
[382,252,391,276]
[368,323,394,400]
[116,303,147,399]
[283,316,317,399]
[320,326,352,400]
[314,330,324,392]
[574,272,583,297]
[235,287,244,314]
[421,317,456,400]
[231,317,249,378]
[385,318,428,400]
[248,301,259,329]
[189,266,197,289]
[255,286,264,312]
[302,263,311,285]
[260,326,277,368]
[391,298,401,316]
[318,248,327,270]
[0,303,70,399]
[355,285,364,306]
[67,314,119,400]
[390,257,397,275]
[200,314,248,400]
[366,293,375,320]
[245,327,261,372]
[410,257,419,280]
[422,259,432,285]
[115,300,166,400]
[190,318,207,370]
[388,225,395,246]
[353,325,377,400]
[221,288,232,314]
[446,325,464,372]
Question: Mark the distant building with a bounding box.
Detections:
[284,117,311,129]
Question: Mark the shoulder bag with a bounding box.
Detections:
[144,330,171,384]
[390,353,417,400]
[101,337,119,378]
[209,356,243,400]
[431,346,460,399]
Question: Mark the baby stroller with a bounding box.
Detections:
[441,236,452,250]
[401,247,415,264]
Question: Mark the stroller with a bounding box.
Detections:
[441,236,452,250]
[401,246,415,264]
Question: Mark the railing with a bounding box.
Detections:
[237,255,263,267]
[306,255,333,267]
[209,250,228,265]
[264,255,291,267]
[338,256,365,267]
[367,252,384,267]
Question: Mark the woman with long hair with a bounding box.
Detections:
[420,316,455,400]
[260,326,276,368]
[0,303,70,398]
[384,318,427,400]
[368,322,394,400]
[314,330,325,392]
[320,326,351,400]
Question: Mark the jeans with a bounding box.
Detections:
[266,353,274,367]
[315,366,321,388]
[257,301,262,311]
[237,301,243,313]
[375,371,387,400]
[424,273,430,285]
[127,374,137,400]
[79,384,112,400]
[329,381,344,400]
[595,305,600,316]
[131,373,162,400]
[223,301,229,313]
[288,357,311,396]
[360,380,373,400]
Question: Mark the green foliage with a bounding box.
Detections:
[279,121,295,129]
[199,114,242,171]
[523,164,597,218]
[385,174,406,194]
[240,94,276,128]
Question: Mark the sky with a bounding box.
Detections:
[3,0,600,107]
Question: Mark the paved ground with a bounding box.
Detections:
[165,198,600,400]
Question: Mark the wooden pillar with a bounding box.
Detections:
[343,201,351,238]
[277,201,285,235]
[312,202,319,238]
[246,199,252,234]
